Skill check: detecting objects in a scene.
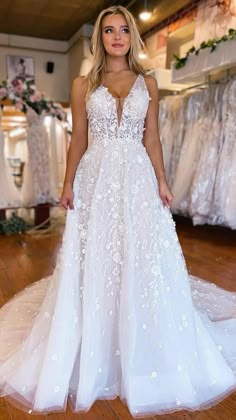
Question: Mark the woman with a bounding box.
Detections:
[0,5,235,418]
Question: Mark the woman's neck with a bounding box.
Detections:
[105,55,129,73]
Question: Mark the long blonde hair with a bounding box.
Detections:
[86,5,145,99]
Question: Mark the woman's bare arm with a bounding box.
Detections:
[60,76,88,209]
[143,75,173,207]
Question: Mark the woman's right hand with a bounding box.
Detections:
[60,183,74,210]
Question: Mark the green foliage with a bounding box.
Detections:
[0,213,28,235]
[173,28,236,69]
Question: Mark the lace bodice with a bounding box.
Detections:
[86,75,150,147]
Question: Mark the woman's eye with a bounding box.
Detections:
[104,27,129,34]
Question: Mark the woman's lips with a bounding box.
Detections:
[112,43,124,47]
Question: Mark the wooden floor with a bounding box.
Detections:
[0,216,236,420]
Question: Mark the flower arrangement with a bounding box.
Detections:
[0,78,66,121]
[173,28,236,69]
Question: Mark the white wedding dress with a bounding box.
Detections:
[189,84,224,225]
[0,75,236,417]
[21,108,58,207]
[0,111,21,209]
[212,79,236,228]
[171,89,211,215]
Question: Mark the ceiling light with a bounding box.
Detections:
[138,51,147,59]
[139,11,152,21]
[139,0,152,21]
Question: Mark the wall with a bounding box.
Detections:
[68,25,93,88]
[143,6,197,71]
[166,23,195,69]
[0,34,70,102]
[141,28,168,70]
[0,25,94,102]
[68,38,85,87]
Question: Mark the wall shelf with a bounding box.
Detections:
[171,38,236,84]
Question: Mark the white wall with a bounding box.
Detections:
[0,34,71,102]
[0,25,94,101]
[0,46,69,102]
[68,25,93,87]
[68,38,85,86]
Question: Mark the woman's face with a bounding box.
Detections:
[102,13,131,57]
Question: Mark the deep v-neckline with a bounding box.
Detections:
[102,74,141,128]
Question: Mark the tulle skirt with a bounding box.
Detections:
[0,143,236,417]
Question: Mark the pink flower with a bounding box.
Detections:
[11,79,19,87]
[15,85,24,95]
[11,79,25,96]
[12,78,23,88]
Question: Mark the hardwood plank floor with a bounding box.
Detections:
[0,405,11,420]
[0,217,235,420]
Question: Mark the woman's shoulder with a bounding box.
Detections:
[143,74,158,89]
[142,74,158,100]
[72,76,89,95]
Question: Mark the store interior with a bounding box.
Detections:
[0,1,236,419]
[1,0,236,231]
[1,0,236,232]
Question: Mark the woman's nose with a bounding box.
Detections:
[114,30,121,40]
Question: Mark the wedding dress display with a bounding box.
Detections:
[189,83,225,225]
[211,78,236,229]
[21,108,59,207]
[171,89,211,215]
[44,116,66,197]
[0,75,235,417]
[159,76,236,229]
[0,110,21,209]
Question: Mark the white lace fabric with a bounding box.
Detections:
[0,75,235,417]
[0,110,21,209]
[21,108,58,206]
[159,78,236,229]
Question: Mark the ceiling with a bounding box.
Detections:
[0,0,193,41]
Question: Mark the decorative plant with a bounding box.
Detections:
[173,28,236,69]
[0,78,67,121]
[0,213,28,235]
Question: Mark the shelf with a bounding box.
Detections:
[171,38,236,84]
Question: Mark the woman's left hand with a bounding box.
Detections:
[158,179,173,207]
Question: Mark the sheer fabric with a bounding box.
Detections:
[0,110,21,209]
[159,78,236,229]
[21,108,58,206]
[0,75,235,417]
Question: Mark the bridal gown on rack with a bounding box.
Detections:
[189,83,224,226]
[0,75,236,417]
[0,111,21,209]
[212,78,236,229]
[21,108,59,207]
[171,89,211,215]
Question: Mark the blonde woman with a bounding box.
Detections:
[0,5,236,418]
